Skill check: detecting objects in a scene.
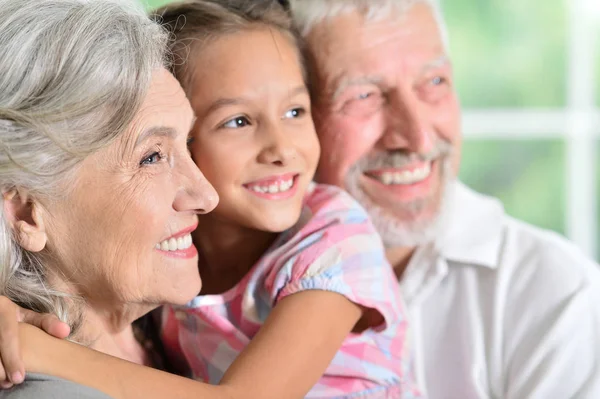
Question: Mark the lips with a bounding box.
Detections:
[243,173,300,200]
[155,223,198,259]
[362,160,439,203]
[156,234,193,252]
[366,162,432,185]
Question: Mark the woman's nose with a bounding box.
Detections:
[174,155,219,214]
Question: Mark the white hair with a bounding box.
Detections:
[0,0,168,328]
[288,0,450,52]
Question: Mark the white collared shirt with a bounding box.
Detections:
[402,182,600,399]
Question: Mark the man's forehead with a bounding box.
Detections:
[308,5,446,80]
[325,54,449,101]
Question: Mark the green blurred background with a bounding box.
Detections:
[142,0,600,256]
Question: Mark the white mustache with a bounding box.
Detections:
[358,139,452,171]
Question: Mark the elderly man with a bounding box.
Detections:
[288,0,600,398]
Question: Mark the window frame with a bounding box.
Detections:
[459,0,599,256]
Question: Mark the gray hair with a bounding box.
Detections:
[288,0,450,52]
[0,0,168,328]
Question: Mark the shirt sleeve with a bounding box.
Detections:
[0,374,114,399]
[265,185,404,332]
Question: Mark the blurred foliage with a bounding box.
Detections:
[597,53,600,107]
[443,0,569,235]
[460,140,566,234]
[144,0,171,10]
[443,0,567,108]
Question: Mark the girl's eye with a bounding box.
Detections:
[186,136,195,146]
[140,151,163,166]
[284,107,306,119]
[222,116,250,129]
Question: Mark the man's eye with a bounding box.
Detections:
[431,76,447,86]
[340,90,385,117]
[140,151,163,166]
[284,107,306,119]
[222,116,250,129]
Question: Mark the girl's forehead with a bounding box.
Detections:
[188,29,305,107]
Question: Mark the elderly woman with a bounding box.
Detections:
[0,0,219,396]
[1,1,417,398]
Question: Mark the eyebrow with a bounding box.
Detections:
[421,55,451,73]
[135,116,197,148]
[329,56,451,102]
[331,75,383,102]
[205,85,309,115]
[287,85,309,98]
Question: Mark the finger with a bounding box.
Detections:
[18,309,70,339]
[0,297,24,384]
[0,380,13,389]
[40,315,70,339]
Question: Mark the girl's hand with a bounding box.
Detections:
[0,296,70,388]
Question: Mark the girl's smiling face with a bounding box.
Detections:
[188,28,320,233]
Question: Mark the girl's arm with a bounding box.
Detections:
[22,290,362,399]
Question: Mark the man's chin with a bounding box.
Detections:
[366,200,443,248]
[347,175,453,248]
[343,151,455,248]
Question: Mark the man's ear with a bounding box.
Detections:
[3,189,47,252]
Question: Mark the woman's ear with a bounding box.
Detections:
[3,190,47,252]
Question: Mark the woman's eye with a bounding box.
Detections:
[186,136,195,146]
[284,107,306,119]
[140,151,163,166]
[222,116,250,129]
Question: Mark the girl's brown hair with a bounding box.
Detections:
[152,0,305,95]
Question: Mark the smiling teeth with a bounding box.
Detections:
[374,163,432,185]
[249,178,294,194]
[155,234,193,251]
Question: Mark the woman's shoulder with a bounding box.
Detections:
[0,373,113,399]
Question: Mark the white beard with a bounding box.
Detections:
[344,155,454,249]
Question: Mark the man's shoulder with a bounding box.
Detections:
[498,215,600,289]
[0,374,113,399]
[457,206,599,317]
[416,186,600,399]
[440,183,600,300]
[449,183,598,280]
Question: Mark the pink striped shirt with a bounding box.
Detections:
[160,183,421,398]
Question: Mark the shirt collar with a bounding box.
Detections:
[433,181,506,269]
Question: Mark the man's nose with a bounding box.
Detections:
[379,89,435,154]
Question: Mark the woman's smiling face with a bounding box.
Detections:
[42,69,219,310]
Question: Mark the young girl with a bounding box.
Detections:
[5,1,420,398]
